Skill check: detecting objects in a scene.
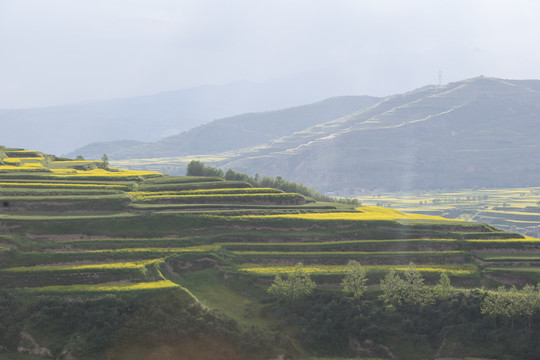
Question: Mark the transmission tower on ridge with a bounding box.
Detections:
[438,70,443,87]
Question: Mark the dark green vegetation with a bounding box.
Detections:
[100,77,540,193]
[0,147,539,359]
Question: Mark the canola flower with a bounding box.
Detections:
[3,150,42,157]
[476,253,540,261]
[49,244,219,255]
[0,164,46,171]
[466,237,540,243]
[130,188,282,197]
[482,209,540,216]
[238,264,478,276]
[51,160,100,164]
[21,280,179,294]
[1,259,161,273]
[49,168,77,174]
[2,158,21,164]
[49,168,161,178]
[232,250,466,256]
[131,193,297,200]
[3,150,40,153]
[20,163,45,168]
[0,182,126,189]
[223,239,458,249]
[240,206,457,221]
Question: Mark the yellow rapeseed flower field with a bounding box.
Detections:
[241,206,456,221]
[49,168,161,177]
[1,259,160,273]
[22,280,179,294]
[466,237,540,243]
[0,182,125,188]
[131,193,294,200]
[238,264,477,275]
[232,250,466,256]
[3,158,21,164]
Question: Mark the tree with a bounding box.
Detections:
[379,269,405,309]
[101,154,109,168]
[379,263,433,309]
[186,160,205,176]
[482,284,540,329]
[433,272,453,301]
[402,262,433,307]
[482,286,520,328]
[516,284,538,328]
[267,262,315,308]
[185,160,224,177]
[75,155,85,160]
[341,260,368,299]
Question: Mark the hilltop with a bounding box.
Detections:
[81,76,540,193]
[0,147,539,359]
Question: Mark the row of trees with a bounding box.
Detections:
[185,160,360,205]
[267,261,540,327]
[482,284,539,328]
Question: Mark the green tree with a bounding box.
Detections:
[186,160,205,176]
[267,262,315,308]
[341,260,368,299]
[379,269,405,309]
[75,155,85,160]
[516,284,538,328]
[379,263,433,309]
[433,272,453,301]
[402,262,433,307]
[101,154,109,168]
[481,286,508,327]
[481,285,524,328]
[186,160,224,177]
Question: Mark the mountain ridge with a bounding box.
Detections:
[97,76,540,193]
[68,95,380,160]
[3,78,373,155]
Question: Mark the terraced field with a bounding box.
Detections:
[1,147,539,300]
[361,187,540,237]
[1,147,540,359]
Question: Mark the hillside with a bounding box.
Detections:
[68,96,380,160]
[221,77,540,192]
[3,79,372,156]
[102,77,540,193]
[0,147,539,359]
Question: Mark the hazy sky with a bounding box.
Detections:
[1,0,540,108]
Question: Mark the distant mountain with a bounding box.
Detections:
[68,96,380,159]
[220,77,540,193]
[2,77,373,156]
[97,76,540,194]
